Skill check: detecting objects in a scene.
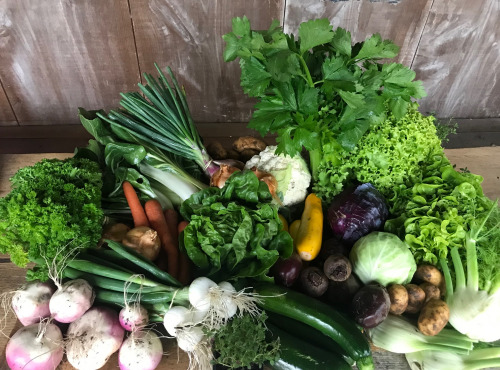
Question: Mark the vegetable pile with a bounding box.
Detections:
[0,15,499,370]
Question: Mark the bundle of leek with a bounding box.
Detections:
[79,65,220,211]
[97,64,219,178]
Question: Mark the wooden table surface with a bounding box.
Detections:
[1,148,499,370]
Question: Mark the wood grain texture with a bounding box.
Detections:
[413,0,500,118]
[0,0,140,126]
[284,0,433,67]
[0,122,262,153]
[0,81,16,126]
[129,0,285,123]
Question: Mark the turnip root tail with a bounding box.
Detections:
[44,244,82,291]
[0,291,17,337]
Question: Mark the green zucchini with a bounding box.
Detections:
[268,324,351,370]
[267,312,355,366]
[255,284,374,370]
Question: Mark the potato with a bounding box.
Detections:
[388,284,408,315]
[405,284,426,314]
[420,282,441,302]
[413,265,443,287]
[233,136,267,153]
[206,141,228,160]
[226,149,241,161]
[418,299,450,336]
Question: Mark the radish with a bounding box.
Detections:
[5,321,64,370]
[66,306,125,370]
[9,281,56,326]
[119,303,149,332]
[49,278,94,323]
[118,330,163,370]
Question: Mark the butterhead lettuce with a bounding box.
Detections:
[180,170,293,281]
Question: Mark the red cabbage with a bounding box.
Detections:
[327,183,389,245]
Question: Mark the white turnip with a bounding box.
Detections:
[119,303,149,332]
[118,330,163,370]
[49,278,94,323]
[66,306,125,370]
[5,321,64,370]
[10,281,56,326]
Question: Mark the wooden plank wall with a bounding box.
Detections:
[0,0,499,153]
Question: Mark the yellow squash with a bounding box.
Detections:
[288,219,301,241]
[278,214,289,232]
[295,193,323,261]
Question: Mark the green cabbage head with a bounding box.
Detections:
[350,231,417,286]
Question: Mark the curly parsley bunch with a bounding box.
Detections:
[0,157,103,280]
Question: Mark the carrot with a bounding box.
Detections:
[178,220,189,234]
[177,221,191,285]
[164,209,179,243]
[144,199,178,279]
[122,181,150,228]
[156,209,179,273]
[155,249,169,272]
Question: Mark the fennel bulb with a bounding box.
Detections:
[406,347,500,370]
[441,201,500,342]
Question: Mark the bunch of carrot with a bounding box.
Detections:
[122,181,191,285]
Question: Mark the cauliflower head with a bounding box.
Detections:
[245,146,311,206]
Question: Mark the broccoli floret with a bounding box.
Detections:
[0,157,103,280]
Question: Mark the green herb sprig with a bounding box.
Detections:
[223,17,426,179]
[209,312,280,369]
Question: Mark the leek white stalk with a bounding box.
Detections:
[139,162,202,203]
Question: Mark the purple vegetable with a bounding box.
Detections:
[352,284,391,329]
[327,183,388,245]
[272,253,303,287]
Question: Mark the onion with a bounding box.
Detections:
[122,226,161,261]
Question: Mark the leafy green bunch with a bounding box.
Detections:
[223,17,426,179]
[385,151,499,293]
[180,170,293,281]
[313,103,443,203]
[0,158,103,280]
